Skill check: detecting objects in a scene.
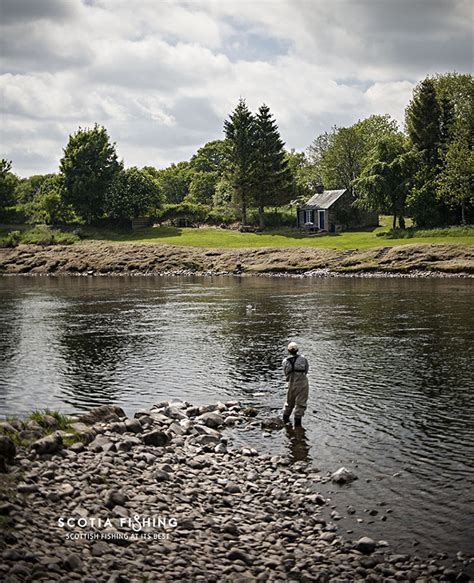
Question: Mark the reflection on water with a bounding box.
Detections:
[286,426,311,463]
[0,275,473,558]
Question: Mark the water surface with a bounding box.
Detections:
[0,275,473,558]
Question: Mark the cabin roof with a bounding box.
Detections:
[301,189,347,209]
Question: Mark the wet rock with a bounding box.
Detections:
[79,405,126,425]
[0,434,16,460]
[331,467,358,484]
[143,430,170,447]
[30,432,62,455]
[243,407,258,417]
[196,412,225,428]
[355,536,376,554]
[261,417,285,430]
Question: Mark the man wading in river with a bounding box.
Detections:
[282,342,309,427]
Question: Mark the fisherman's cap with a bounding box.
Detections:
[288,342,299,352]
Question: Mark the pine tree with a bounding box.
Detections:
[253,104,293,228]
[405,78,442,167]
[223,99,257,225]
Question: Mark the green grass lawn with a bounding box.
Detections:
[1,218,473,250]
[98,223,474,250]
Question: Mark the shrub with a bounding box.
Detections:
[20,225,80,245]
[2,230,21,247]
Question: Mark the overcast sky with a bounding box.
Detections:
[1,0,472,177]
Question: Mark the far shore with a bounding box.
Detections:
[0,241,473,277]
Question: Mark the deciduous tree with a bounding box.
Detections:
[60,124,122,223]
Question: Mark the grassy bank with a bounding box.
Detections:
[1,218,473,250]
[96,224,474,250]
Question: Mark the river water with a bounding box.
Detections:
[0,275,473,559]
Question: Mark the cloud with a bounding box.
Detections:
[0,0,471,176]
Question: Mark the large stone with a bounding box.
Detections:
[331,467,358,484]
[0,421,18,434]
[78,405,126,425]
[355,536,376,554]
[0,434,16,461]
[124,418,142,433]
[41,415,59,429]
[30,432,62,455]
[143,430,170,447]
[196,412,225,429]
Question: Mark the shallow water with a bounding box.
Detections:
[0,275,473,558]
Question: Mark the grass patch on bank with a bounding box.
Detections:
[0,225,80,247]
[27,409,72,431]
[97,224,474,250]
[378,225,474,239]
[1,217,473,250]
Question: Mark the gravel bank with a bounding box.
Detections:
[0,401,471,582]
[0,242,473,276]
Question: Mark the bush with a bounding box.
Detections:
[20,225,80,245]
[2,230,21,247]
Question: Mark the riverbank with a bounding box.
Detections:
[0,401,471,582]
[0,241,473,276]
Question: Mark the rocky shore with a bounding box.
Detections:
[0,242,473,277]
[0,401,471,582]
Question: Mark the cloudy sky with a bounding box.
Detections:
[1,0,472,177]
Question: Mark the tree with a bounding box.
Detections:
[187,171,218,205]
[308,115,400,193]
[354,135,414,229]
[436,131,474,224]
[145,162,191,204]
[15,175,46,205]
[0,159,18,219]
[26,174,76,225]
[60,124,122,223]
[224,99,257,225]
[405,78,442,167]
[105,167,162,220]
[189,140,228,175]
[252,104,294,227]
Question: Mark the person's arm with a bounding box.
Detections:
[283,358,291,379]
[304,357,309,374]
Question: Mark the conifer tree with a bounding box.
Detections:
[253,104,293,228]
[405,78,442,167]
[223,99,257,225]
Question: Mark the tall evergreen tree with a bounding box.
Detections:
[253,104,293,228]
[405,78,442,166]
[223,99,257,225]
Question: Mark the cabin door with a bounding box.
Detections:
[318,210,325,230]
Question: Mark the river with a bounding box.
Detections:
[0,275,473,559]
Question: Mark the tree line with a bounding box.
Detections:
[0,72,472,230]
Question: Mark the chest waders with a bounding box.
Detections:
[283,356,304,427]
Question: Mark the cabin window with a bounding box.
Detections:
[305,210,313,224]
